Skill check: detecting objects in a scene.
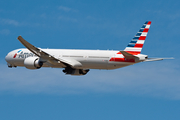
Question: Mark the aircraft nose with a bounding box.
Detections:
[5,53,11,63]
[5,51,15,68]
[5,50,16,62]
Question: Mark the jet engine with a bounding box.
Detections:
[63,67,89,75]
[24,57,43,69]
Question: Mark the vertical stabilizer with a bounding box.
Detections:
[124,21,151,55]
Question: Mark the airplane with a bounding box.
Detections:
[5,21,173,75]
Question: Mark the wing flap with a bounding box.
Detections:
[59,58,82,68]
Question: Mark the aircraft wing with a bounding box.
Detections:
[17,36,82,68]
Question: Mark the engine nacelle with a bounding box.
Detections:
[63,67,89,76]
[24,57,43,69]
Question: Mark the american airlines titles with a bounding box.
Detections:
[18,51,37,58]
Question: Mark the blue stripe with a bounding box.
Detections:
[17,50,22,53]
[136,33,142,36]
[139,29,144,32]
[133,37,139,39]
[130,41,137,43]
[141,25,146,28]
[128,44,135,47]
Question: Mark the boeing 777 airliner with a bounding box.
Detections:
[5,21,172,75]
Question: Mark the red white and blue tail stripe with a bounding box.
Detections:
[124,21,151,55]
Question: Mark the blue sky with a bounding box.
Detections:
[0,0,180,120]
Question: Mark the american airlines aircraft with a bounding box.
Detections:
[5,21,172,75]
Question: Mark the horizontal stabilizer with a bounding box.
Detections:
[144,57,174,62]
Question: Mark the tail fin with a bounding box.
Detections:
[124,21,151,55]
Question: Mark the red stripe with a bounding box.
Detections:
[147,21,151,25]
[138,36,146,40]
[13,53,17,58]
[117,52,122,54]
[125,51,141,55]
[109,57,135,62]
[143,28,149,32]
[117,51,141,55]
[134,44,143,48]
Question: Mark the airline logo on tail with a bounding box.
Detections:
[124,21,151,55]
[112,21,151,63]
